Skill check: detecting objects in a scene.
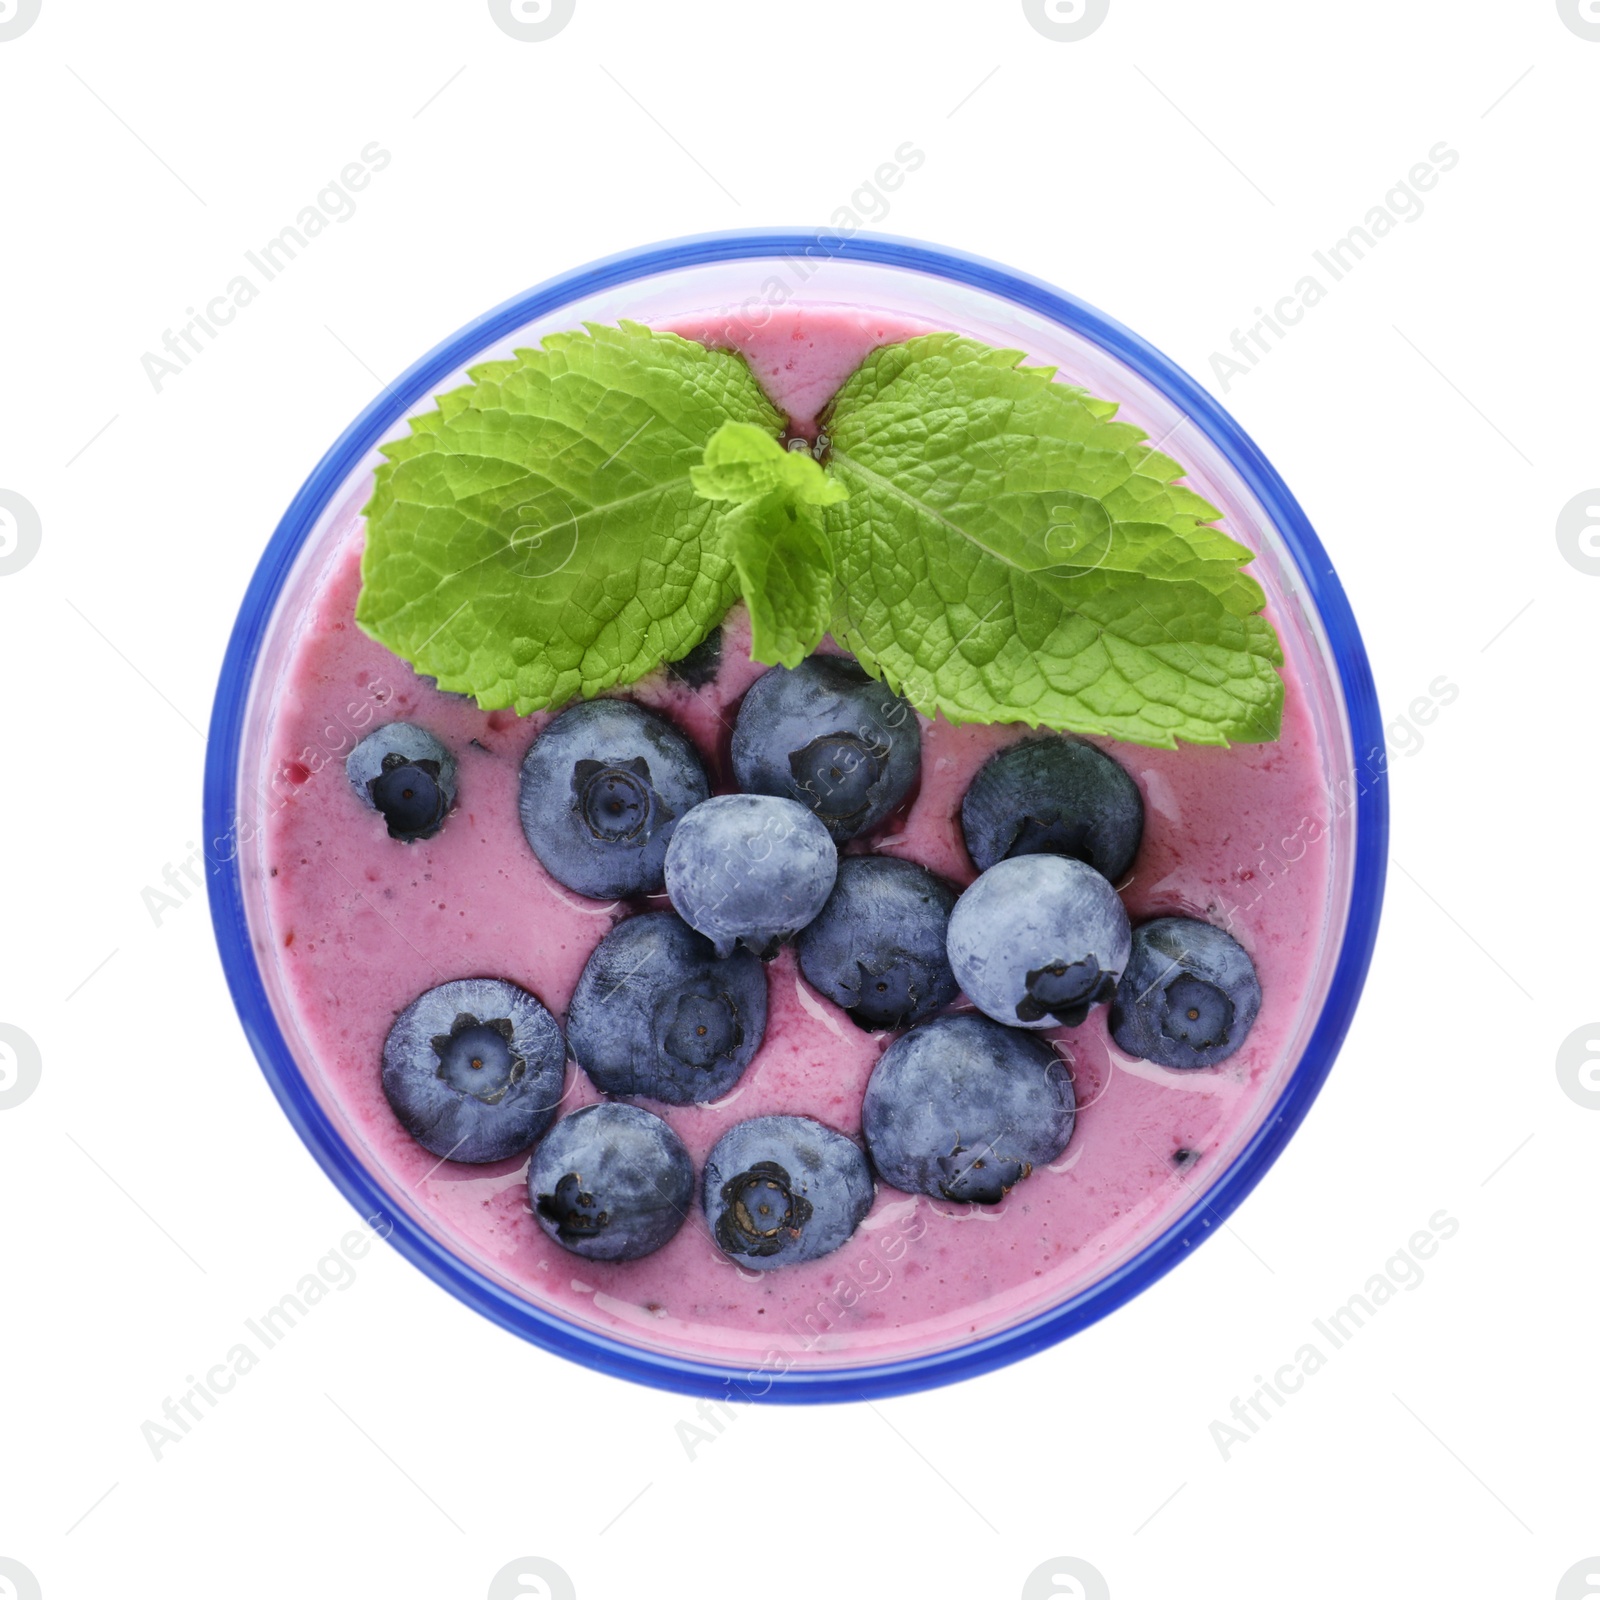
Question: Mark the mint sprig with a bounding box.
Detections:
[357,322,1284,746]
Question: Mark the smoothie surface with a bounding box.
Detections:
[256,305,1332,1369]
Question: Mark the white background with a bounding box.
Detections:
[2,2,1595,1596]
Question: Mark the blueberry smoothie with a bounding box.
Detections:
[254,306,1332,1371]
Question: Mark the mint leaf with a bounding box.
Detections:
[819,334,1283,746]
[691,420,847,508]
[690,421,842,667]
[355,321,784,711]
[720,494,836,668]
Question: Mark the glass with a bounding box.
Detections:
[205,231,1388,1401]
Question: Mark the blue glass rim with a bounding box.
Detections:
[204,227,1388,1403]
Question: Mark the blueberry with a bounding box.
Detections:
[381,977,566,1163]
[795,855,959,1031]
[861,1013,1075,1203]
[664,794,837,959]
[664,627,723,689]
[519,699,709,900]
[566,911,767,1104]
[346,722,457,842]
[528,1102,694,1262]
[961,737,1143,882]
[730,655,921,842]
[946,854,1131,1030]
[1110,916,1261,1069]
[702,1115,874,1270]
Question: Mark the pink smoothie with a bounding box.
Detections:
[255,307,1333,1373]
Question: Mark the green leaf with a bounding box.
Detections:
[719,492,836,668]
[690,420,848,508]
[819,334,1284,746]
[688,420,843,667]
[355,321,784,711]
